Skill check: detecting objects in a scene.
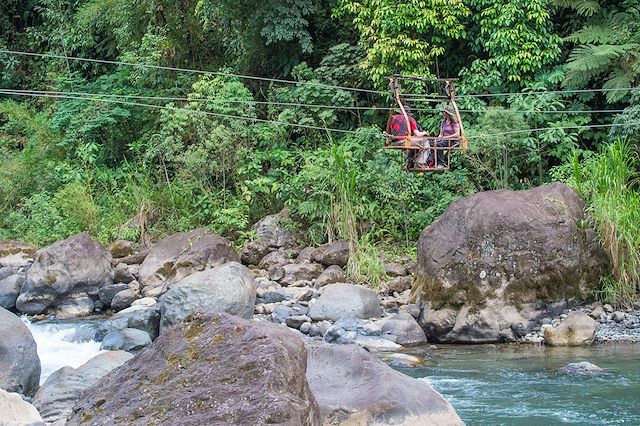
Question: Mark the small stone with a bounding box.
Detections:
[299,322,312,334]
[540,317,552,325]
[131,297,157,307]
[560,361,603,375]
[308,325,321,337]
[603,304,614,313]
[286,315,311,329]
[613,312,625,323]
[385,353,426,368]
[590,306,604,320]
[318,320,332,336]
[128,280,140,293]
[384,262,407,277]
[268,265,285,282]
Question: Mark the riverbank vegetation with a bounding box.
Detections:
[0,0,638,302]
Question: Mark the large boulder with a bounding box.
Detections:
[308,283,382,322]
[306,343,463,425]
[0,307,41,396]
[253,211,298,248]
[15,233,114,316]
[67,312,321,425]
[0,389,44,426]
[138,228,239,297]
[32,351,133,424]
[544,311,597,346]
[159,262,256,333]
[414,183,609,343]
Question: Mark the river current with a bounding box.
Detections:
[25,319,640,425]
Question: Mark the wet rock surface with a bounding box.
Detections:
[0,307,41,396]
[560,361,604,375]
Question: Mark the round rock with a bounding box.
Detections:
[159,262,256,333]
[308,283,382,321]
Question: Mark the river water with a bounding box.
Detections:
[25,318,640,424]
[23,317,104,384]
[398,344,640,425]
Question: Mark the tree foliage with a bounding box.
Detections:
[334,0,470,84]
[560,1,640,102]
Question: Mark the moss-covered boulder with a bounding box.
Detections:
[16,233,114,316]
[413,183,609,343]
[66,312,320,425]
[138,228,239,298]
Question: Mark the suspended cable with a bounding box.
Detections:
[2,89,626,115]
[467,123,627,139]
[0,89,386,111]
[0,89,631,140]
[457,87,640,99]
[4,49,640,102]
[0,89,384,138]
[0,49,387,96]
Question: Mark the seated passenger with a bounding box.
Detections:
[427,106,460,169]
[389,106,429,168]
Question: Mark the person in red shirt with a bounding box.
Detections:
[389,106,429,167]
[389,108,426,140]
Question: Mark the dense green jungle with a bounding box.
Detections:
[0,0,638,303]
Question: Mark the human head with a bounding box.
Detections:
[442,106,457,123]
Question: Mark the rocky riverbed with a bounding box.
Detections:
[0,182,637,425]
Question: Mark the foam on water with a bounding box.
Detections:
[22,316,105,384]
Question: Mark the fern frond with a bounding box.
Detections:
[563,44,630,87]
[553,0,600,16]
[565,25,622,45]
[603,70,634,103]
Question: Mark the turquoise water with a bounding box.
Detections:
[393,344,640,425]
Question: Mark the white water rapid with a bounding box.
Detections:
[22,317,105,384]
